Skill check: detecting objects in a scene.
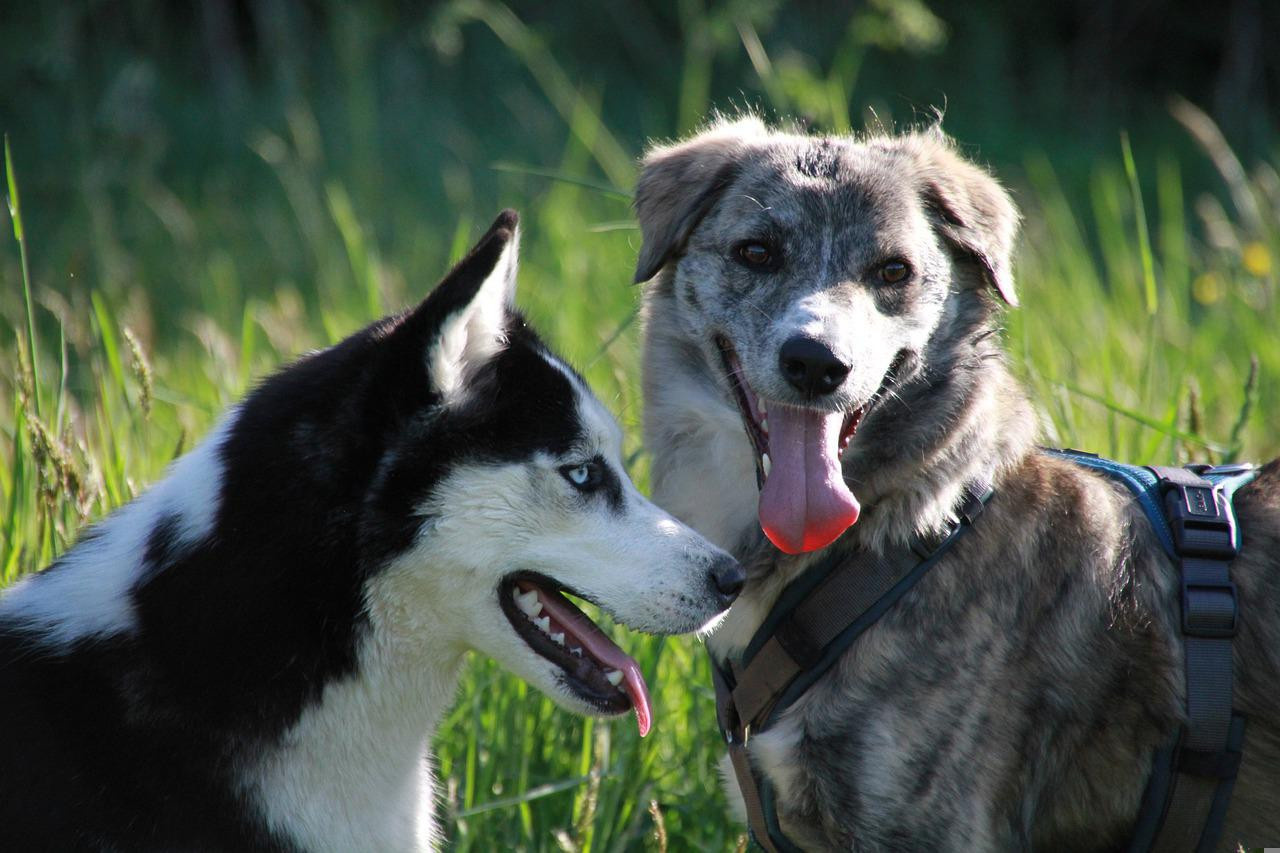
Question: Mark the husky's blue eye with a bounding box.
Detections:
[561,461,602,491]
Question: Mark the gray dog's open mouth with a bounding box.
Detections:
[715,336,866,489]
[713,335,903,554]
[499,571,652,736]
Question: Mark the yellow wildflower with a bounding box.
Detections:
[1242,241,1272,277]
[1192,272,1222,305]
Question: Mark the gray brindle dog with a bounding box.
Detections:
[635,116,1280,850]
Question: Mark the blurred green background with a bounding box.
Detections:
[2,1,1277,849]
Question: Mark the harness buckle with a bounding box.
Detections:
[1164,484,1236,560]
[1194,462,1255,478]
[1177,743,1243,780]
[1182,578,1238,639]
[956,489,985,526]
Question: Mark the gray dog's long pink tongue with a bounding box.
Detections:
[758,406,860,554]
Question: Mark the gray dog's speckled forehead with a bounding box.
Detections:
[632,117,1020,413]
[634,117,1018,305]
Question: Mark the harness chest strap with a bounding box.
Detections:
[712,479,994,853]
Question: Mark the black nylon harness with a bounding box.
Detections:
[711,477,993,853]
[710,451,1257,852]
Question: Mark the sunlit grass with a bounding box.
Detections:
[1,3,1277,850]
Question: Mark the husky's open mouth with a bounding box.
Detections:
[499,572,652,736]
[714,334,902,555]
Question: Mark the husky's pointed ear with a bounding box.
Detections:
[411,209,520,396]
[912,131,1021,307]
[632,117,766,283]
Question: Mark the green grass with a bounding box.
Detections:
[1,2,1278,850]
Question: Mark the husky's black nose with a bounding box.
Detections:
[779,336,850,397]
[709,555,746,608]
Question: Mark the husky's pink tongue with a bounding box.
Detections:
[759,406,860,554]
[533,589,653,737]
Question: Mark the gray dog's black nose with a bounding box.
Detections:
[709,555,746,608]
[779,336,850,397]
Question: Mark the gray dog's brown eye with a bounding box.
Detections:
[880,260,910,283]
[737,243,773,267]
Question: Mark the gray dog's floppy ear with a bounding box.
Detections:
[912,133,1021,306]
[632,117,766,283]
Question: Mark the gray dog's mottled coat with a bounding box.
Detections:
[635,117,1280,850]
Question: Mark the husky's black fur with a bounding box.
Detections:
[0,211,591,850]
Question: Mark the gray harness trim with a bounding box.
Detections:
[712,453,1257,851]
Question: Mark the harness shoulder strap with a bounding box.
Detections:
[712,663,802,853]
[1143,464,1253,853]
[713,478,993,851]
[1047,449,1257,853]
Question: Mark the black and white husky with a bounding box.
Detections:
[0,211,743,852]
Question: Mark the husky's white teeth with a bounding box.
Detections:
[535,616,551,634]
[762,452,772,478]
[760,416,769,433]
[515,589,542,617]
[604,669,624,687]
[571,647,583,657]
[551,632,565,646]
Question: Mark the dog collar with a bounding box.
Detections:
[710,477,995,853]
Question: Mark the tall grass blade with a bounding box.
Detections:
[1061,382,1228,454]
[6,134,41,419]
[455,772,605,819]
[91,293,127,402]
[55,320,68,434]
[2,398,25,581]
[325,182,381,319]
[676,0,713,135]
[584,220,637,233]
[1156,154,1189,300]
[447,214,473,265]
[586,307,638,369]
[1120,133,1158,316]
[1226,355,1259,461]
[1168,95,1263,233]
[490,162,631,200]
[451,0,635,189]
[736,19,789,114]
